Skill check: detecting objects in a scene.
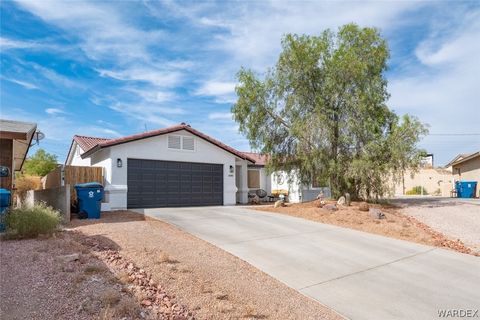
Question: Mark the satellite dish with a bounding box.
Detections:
[30,130,45,146]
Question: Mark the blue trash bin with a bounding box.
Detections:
[0,188,11,232]
[455,181,477,198]
[74,182,104,219]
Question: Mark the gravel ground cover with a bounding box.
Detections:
[399,200,480,254]
[70,211,342,320]
[0,233,148,320]
[256,200,476,255]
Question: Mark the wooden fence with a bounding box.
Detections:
[42,165,104,203]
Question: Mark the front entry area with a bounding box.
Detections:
[127,159,223,208]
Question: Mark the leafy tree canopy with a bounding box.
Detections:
[232,23,428,200]
[23,148,58,177]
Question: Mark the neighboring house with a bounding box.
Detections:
[66,123,256,210]
[0,119,37,189]
[449,151,480,195]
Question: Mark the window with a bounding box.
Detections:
[248,170,260,188]
[167,135,195,151]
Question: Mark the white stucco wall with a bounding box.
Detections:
[87,130,239,210]
[68,143,91,166]
[269,170,301,203]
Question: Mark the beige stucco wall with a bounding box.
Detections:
[452,156,480,196]
[392,168,453,196]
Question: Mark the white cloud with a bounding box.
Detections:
[195,81,236,103]
[208,112,232,121]
[388,10,480,164]
[1,76,38,89]
[97,68,182,88]
[0,37,39,50]
[14,0,162,63]
[31,63,82,88]
[45,108,65,115]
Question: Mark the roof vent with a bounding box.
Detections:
[180,122,186,125]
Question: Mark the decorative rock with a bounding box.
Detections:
[369,208,386,219]
[345,193,351,206]
[337,196,346,205]
[57,253,80,263]
[141,299,152,306]
[316,190,325,200]
[316,200,326,208]
[274,200,285,208]
[323,204,338,211]
[358,202,369,211]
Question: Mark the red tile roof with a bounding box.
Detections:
[73,135,111,152]
[242,152,270,166]
[74,124,256,163]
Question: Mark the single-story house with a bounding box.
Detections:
[66,123,328,211]
[0,119,37,189]
[448,151,480,196]
[242,152,330,203]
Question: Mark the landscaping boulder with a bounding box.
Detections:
[369,208,386,219]
[316,190,325,200]
[337,196,346,205]
[323,204,338,211]
[316,200,326,208]
[57,253,80,263]
[274,200,285,208]
[358,202,369,211]
[345,193,351,206]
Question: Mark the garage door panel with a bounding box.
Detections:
[127,159,223,208]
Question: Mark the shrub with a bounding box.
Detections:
[13,174,42,203]
[5,203,61,239]
[405,186,428,195]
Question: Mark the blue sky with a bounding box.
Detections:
[1,0,479,166]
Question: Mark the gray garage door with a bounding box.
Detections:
[127,159,223,208]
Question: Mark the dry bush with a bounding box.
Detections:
[156,251,178,264]
[113,297,141,318]
[5,203,61,239]
[100,289,121,306]
[84,264,105,274]
[116,271,131,284]
[14,175,42,202]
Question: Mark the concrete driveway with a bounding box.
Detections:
[134,206,480,320]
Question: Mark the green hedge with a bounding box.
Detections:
[5,203,61,239]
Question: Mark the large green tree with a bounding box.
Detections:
[23,148,58,177]
[232,24,427,200]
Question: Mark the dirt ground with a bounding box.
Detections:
[396,198,480,254]
[69,211,341,320]
[256,200,477,256]
[1,212,341,320]
[0,233,149,320]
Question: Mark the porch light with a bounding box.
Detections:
[229,165,234,174]
[117,158,123,168]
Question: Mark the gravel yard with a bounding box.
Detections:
[70,211,341,320]
[257,200,477,255]
[398,198,480,254]
[0,233,146,320]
